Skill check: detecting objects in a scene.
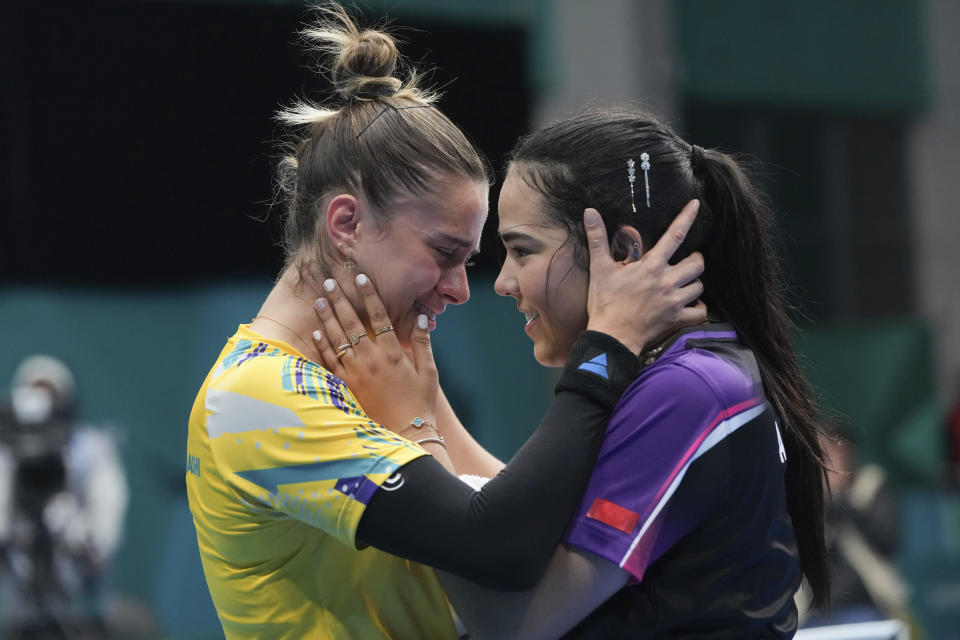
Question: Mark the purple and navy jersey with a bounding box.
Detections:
[563,324,801,639]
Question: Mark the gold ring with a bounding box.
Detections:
[374,324,394,336]
[349,332,368,345]
[335,349,350,359]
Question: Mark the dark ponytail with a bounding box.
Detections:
[509,107,830,608]
[695,148,830,609]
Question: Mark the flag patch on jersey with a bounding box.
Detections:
[587,497,639,534]
[577,353,609,379]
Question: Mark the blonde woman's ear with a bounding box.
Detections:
[324,193,361,246]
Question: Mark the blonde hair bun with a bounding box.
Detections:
[303,4,403,101]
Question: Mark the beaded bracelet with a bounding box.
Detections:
[415,435,447,449]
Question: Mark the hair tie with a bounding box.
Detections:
[690,145,705,174]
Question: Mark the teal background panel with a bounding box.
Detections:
[795,319,945,486]
[676,0,928,113]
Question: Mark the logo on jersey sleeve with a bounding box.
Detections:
[381,472,405,492]
[587,497,640,534]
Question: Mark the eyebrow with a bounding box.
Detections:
[499,229,537,245]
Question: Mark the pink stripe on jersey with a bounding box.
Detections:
[619,397,766,577]
[642,397,762,524]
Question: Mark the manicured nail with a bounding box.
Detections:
[417,314,428,330]
[356,273,368,286]
[312,330,322,341]
[584,209,600,227]
[315,298,327,311]
[323,279,336,292]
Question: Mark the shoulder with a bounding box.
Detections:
[608,347,763,446]
[211,335,305,389]
[210,333,358,409]
[628,347,755,409]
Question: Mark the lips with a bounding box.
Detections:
[523,310,540,326]
[414,300,444,321]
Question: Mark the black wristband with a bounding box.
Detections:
[555,330,641,411]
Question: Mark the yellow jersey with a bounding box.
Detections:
[186,325,459,639]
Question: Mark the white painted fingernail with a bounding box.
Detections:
[312,330,322,341]
[417,314,428,330]
[315,298,326,311]
[323,279,336,292]
[356,273,368,286]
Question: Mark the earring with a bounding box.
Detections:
[338,242,356,271]
[621,242,642,265]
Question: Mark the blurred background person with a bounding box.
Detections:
[0,355,129,639]
[948,382,960,486]
[799,425,907,628]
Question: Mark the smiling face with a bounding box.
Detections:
[494,168,589,367]
[352,178,488,344]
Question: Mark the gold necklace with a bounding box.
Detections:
[254,314,314,357]
[640,318,715,367]
[639,330,679,367]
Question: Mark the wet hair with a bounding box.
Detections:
[508,107,830,608]
[274,4,489,274]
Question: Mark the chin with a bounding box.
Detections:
[533,345,565,369]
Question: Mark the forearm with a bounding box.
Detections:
[437,387,504,477]
[357,331,641,590]
[422,440,456,474]
[439,545,629,640]
[358,390,607,589]
[439,558,554,640]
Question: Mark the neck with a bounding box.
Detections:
[253,259,366,361]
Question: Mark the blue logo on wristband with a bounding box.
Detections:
[578,353,609,379]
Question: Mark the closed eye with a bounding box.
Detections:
[465,249,481,268]
[434,245,479,268]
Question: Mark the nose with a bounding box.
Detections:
[494,262,517,299]
[437,264,470,305]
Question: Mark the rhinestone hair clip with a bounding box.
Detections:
[627,153,651,211]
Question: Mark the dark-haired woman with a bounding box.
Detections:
[318,107,830,639]
[185,7,705,639]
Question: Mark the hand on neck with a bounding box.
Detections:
[253,258,369,360]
